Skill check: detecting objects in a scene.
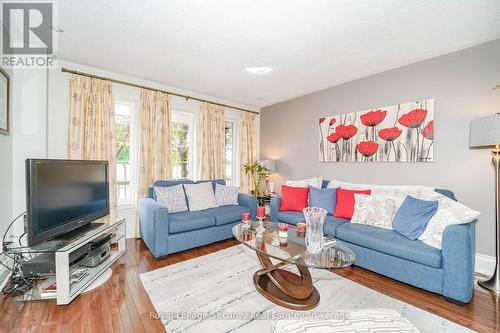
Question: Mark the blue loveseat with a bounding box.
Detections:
[139,179,257,258]
[270,180,476,304]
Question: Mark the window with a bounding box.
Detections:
[171,112,193,179]
[225,121,236,185]
[115,102,134,203]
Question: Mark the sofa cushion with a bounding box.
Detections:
[336,223,442,268]
[280,185,309,212]
[154,184,188,213]
[334,188,371,219]
[183,182,218,211]
[323,215,350,237]
[169,211,215,234]
[308,186,337,215]
[204,205,249,226]
[277,212,348,236]
[277,211,305,225]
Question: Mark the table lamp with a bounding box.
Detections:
[259,160,276,194]
[470,113,500,293]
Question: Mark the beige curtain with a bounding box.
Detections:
[68,74,117,214]
[240,111,257,193]
[136,89,172,234]
[198,102,225,179]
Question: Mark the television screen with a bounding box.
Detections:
[26,159,109,245]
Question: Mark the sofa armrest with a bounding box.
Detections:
[441,221,476,303]
[238,193,257,219]
[139,198,170,258]
[270,196,281,222]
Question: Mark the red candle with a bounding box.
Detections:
[257,206,265,219]
[242,212,251,222]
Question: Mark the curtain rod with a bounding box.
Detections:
[61,67,259,115]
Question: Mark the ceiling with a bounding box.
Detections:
[58,0,500,108]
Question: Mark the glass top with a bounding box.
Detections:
[232,221,356,269]
[4,216,124,255]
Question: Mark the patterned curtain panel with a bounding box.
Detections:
[198,102,225,179]
[137,89,172,235]
[239,111,256,193]
[67,74,117,213]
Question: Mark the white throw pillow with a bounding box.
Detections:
[215,183,240,206]
[154,184,188,213]
[286,177,323,189]
[417,192,480,249]
[351,194,398,230]
[183,182,218,211]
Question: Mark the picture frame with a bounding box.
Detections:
[0,67,10,135]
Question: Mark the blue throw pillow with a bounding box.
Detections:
[392,195,439,240]
[308,186,337,215]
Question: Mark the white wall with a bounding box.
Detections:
[17,60,260,238]
[0,68,13,281]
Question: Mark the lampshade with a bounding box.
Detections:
[470,113,500,148]
[259,160,276,173]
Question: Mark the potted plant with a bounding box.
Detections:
[243,162,269,196]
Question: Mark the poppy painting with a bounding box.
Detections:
[319,99,434,162]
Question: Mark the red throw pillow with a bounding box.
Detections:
[334,188,371,219]
[280,185,309,212]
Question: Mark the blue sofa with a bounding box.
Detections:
[139,179,257,258]
[270,180,476,304]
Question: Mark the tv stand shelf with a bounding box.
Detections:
[5,217,126,305]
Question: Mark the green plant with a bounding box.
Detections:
[243,161,269,196]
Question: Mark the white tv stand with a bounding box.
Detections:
[7,217,126,305]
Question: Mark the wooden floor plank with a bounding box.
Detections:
[0,238,498,333]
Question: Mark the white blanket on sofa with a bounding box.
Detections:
[327,180,480,249]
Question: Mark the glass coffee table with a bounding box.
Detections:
[233,221,356,310]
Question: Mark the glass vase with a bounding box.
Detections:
[303,207,326,254]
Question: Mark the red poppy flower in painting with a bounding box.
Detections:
[336,124,358,140]
[398,109,428,128]
[327,132,341,143]
[421,120,434,140]
[360,110,387,126]
[357,141,379,157]
[319,117,326,124]
[329,118,336,126]
[378,127,402,142]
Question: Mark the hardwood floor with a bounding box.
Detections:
[0,238,498,333]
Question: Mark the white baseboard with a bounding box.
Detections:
[476,253,496,276]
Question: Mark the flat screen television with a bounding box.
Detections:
[26,159,110,246]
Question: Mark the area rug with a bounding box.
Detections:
[140,245,473,333]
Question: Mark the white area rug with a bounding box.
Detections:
[140,245,473,333]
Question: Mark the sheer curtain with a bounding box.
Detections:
[198,102,225,180]
[67,74,117,213]
[136,89,172,235]
[239,111,257,193]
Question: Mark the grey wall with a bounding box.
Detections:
[261,39,500,257]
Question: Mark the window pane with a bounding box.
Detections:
[171,114,192,179]
[115,103,132,202]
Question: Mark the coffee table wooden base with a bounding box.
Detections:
[253,252,320,310]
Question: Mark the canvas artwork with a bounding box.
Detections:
[319,99,434,162]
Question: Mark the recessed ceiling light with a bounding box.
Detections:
[52,26,64,33]
[245,67,273,75]
[257,97,264,100]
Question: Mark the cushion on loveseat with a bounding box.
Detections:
[169,211,215,233]
[336,223,442,268]
[204,205,249,225]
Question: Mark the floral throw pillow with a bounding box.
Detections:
[215,183,240,206]
[350,194,398,230]
[154,184,188,213]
